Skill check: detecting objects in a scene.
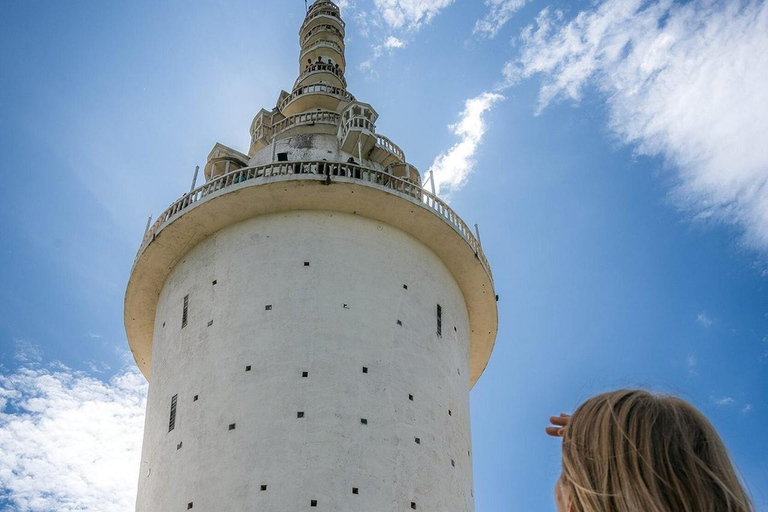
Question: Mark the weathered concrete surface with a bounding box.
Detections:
[136,211,475,512]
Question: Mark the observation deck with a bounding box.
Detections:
[126,161,497,387]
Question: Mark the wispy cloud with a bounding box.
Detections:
[359,0,455,72]
[13,339,42,364]
[742,403,752,413]
[428,92,505,194]
[373,0,456,30]
[710,395,735,406]
[686,354,697,376]
[474,0,529,38]
[0,363,146,511]
[505,0,768,254]
[696,312,713,328]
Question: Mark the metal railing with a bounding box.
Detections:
[279,83,354,112]
[137,161,492,281]
[252,111,340,142]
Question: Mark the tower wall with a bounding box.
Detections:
[136,211,475,512]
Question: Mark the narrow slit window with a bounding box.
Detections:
[182,295,189,328]
[436,304,442,337]
[168,394,178,432]
[177,442,183,450]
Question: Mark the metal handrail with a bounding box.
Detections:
[137,161,492,281]
[296,62,346,87]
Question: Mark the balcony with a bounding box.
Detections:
[295,61,346,89]
[300,40,345,72]
[250,110,341,155]
[302,24,343,47]
[369,134,406,167]
[138,160,490,283]
[279,83,354,117]
[300,9,345,37]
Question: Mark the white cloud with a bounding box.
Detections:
[709,395,735,406]
[373,0,456,30]
[696,312,713,328]
[428,92,505,194]
[13,339,42,365]
[742,403,752,413]
[474,0,529,38]
[0,363,147,512]
[506,0,768,253]
[686,354,697,375]
[384,35,405,49]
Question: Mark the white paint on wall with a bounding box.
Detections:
[136,211,474,512]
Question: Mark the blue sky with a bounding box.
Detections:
[1,0,767,510]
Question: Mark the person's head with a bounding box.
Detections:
[557,389,753,512]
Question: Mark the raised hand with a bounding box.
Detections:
[546,413,570,437]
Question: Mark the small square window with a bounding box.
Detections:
[297,411,305,418]
[304,261,310,266]
[343,303,349,309]
[396,320,402,326]
[411,502,417,509]
[265,305,272,311]
[352,487,359,495]
[207,320,213,327]
[228,423,236,430]
[212,280,217,285]
[177,442,183,450]
[310,499,317,507]
[188,503,193,510]
[403,284,408,290]
[362,367,368,373]
[414,437,420,444]
[302,371,308,378]
[245,366,251,372]
[260,484,268,491]
[360,418,368,425]
[277,152,289,162]
[193,395,199,402]
[408,394,413,401]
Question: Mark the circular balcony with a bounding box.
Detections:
[295,62,346,89]
[126,161,497,385]
[300,40,345,72]
[300,9,345,37]
[302,24,343,47]
[279,83,354,117]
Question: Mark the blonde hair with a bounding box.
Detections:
[560,389,753,512]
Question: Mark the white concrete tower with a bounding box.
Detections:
[124,2,498,511]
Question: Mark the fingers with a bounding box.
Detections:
[546,413,571,437]
[545,426,565,437]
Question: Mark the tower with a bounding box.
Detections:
[124,1,497,511]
